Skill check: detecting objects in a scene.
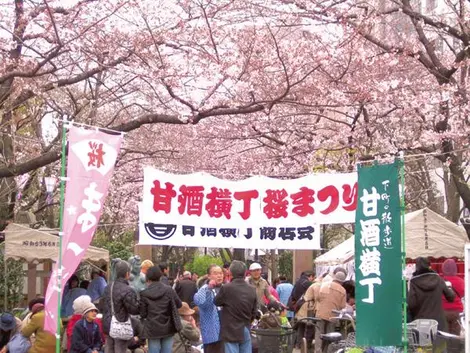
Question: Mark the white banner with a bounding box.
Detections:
[139,168,358,249]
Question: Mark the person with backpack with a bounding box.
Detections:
[288,271,314,349]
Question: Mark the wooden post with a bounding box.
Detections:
[292,250,313,282]
[43,261,52,297]
[27,263,37,303]
[134,245,153,262]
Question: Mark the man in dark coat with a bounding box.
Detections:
[289,270,314,310]
[215,261,257,353]
[101,260,140,353]
[175,271,198,308]
[140,266,182,353]
[408,257,455,331]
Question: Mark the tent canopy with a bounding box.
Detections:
[4,223,109,264]
[315,208,468,266]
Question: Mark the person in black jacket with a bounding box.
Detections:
[408,257,455,331]
[289,271,314,309]
[140,266,182,353]
[70,302,103,353]
[214,260,257,353]
[101,260,140,353]
[174,271,198,308]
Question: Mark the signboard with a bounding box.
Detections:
[139,168,358,249]
[355,161,402,346]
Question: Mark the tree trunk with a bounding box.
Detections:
[444,168,461,223]
[442,144,470,239]
[232,248,245,262]
[270,250,278,281]
[0,128,16,231]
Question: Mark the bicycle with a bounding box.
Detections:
[326,309,356,353]
[293,317,343,353]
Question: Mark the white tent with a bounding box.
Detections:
[315,208,468,275]
[3,223,108,264]
[2,223,109,307]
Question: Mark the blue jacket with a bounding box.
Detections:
[276,282,294,318]
[87,276,107,302]
[193,284,221,344]
[62,288,88,317]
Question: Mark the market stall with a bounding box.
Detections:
[315,208,469,278]
[2,222,109,307]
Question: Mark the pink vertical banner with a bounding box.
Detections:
[44,125,122,333]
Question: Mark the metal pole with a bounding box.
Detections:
[55,120,68,353]
[465,244,470,353]
[3,247,7,311]
[399,153,408,353]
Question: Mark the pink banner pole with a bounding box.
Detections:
[55,119,67,353]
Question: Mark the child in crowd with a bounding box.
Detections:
[67,296,104,352]
[259,302,291,329]
[70,301,103,353]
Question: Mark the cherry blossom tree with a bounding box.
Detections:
[3,0,470,241]
[241,0,470,231]
[0,0,331,228]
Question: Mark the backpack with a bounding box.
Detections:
[287,294,305,313]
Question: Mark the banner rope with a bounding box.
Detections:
[51,117,126,135]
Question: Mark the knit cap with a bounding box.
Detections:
[442,259,457,276]
[73,295,93,315]
[82,302,98,316]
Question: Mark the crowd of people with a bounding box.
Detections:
[0,256,465,353]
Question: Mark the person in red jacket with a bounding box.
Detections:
[67,295,105,352]
[441,259,464,335]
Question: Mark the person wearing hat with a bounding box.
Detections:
[441,259,465,335]
[313,268,347,353]
[22,298,59,353]
[408,257,455,331]
[173,302,201,353]
[246,263,277,309]
[0,312,21,353]
[67,295,105,352]
[70,300,103,353]
[175,271,198,308]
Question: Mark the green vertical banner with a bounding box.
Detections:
[355,160,402,346]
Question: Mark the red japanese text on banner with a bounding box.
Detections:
[139,168,358,250]
[44,126,122,333]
